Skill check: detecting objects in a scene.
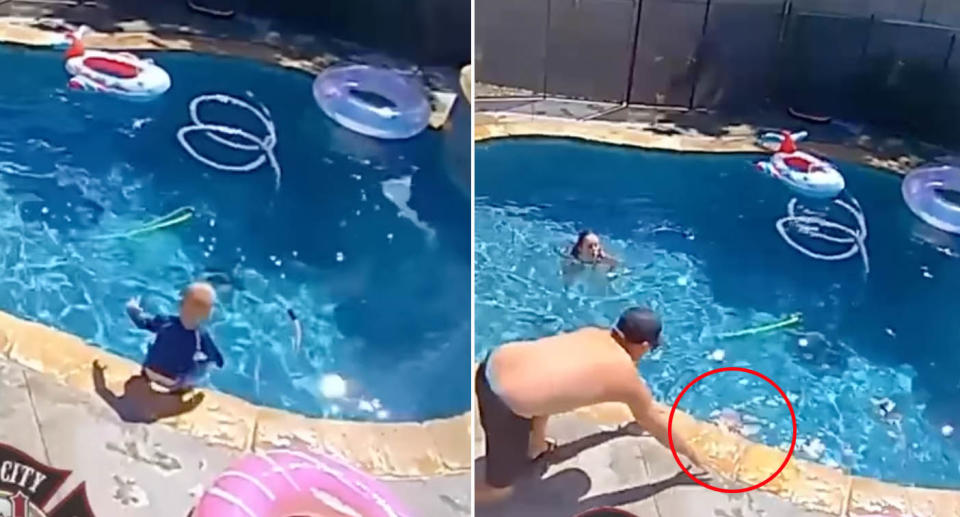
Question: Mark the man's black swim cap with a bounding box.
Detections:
[615,307,663,348]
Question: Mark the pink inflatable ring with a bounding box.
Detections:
[194,449,408,517]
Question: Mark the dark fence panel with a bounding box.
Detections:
[866,21,954,67]
[857,21,958,139]
[691,0,784,109]
[790,0,924,20]
[418,0,472,66]
[951,36,960,74]
[629,0,706,106]
[544,0,638,102]
[925,0,960,26]
[478,0,960,143]
[778,13,873,117]
[245,0,469,66]
[476,0,550,94]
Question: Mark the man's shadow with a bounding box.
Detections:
[92,360,205,423]
[475,428,703,517]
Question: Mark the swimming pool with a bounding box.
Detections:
[476,137,960,487]
[0,45,470,421]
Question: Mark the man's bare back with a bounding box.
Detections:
[488,327,640,417]
[476,307,706,504]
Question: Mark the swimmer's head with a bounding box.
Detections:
[179,282,216,329]
[572,230,603,262]
[611,307,663,360]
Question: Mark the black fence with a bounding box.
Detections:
[476,0,960,143]
[245,0,470,66]
[0,0,470,67]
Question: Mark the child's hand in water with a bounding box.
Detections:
[125,296,142,313]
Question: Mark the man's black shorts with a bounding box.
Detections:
[476,360,532,488]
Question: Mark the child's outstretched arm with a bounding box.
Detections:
[200,333,225,368]
[126,297,161,332]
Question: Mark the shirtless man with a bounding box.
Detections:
[475,307,705,504]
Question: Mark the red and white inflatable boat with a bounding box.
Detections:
[63,27,171,100]
[756,131,845,199]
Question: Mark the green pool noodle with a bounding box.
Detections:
[716,313,803,340]
[93,206,196,240]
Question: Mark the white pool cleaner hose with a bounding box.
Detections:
[776,196,870,274]
[177,94,282,190]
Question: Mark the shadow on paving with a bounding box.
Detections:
[92,360,206,423]
[475,429,701,517]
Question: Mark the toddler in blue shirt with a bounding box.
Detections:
[126,282,224,392]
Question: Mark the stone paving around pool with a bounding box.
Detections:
[0,355,470,516]
[475,405,960,517]
[475,413,832,517]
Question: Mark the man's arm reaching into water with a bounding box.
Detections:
[199,332,225,368]
[616,373,706,468]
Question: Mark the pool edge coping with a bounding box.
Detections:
[0,306,470,479]
[475,111,928,175]
[563,401,960,516]
[472,117,960,516]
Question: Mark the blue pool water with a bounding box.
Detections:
[476,138,960,487]
[0,45,470,421]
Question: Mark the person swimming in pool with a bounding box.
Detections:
[126,282,224,393]
[475,307,707,504]
[563,230,618,280]
[571,230,616,264]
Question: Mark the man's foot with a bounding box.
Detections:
[528,438,557,461]
[475,482,514,505]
